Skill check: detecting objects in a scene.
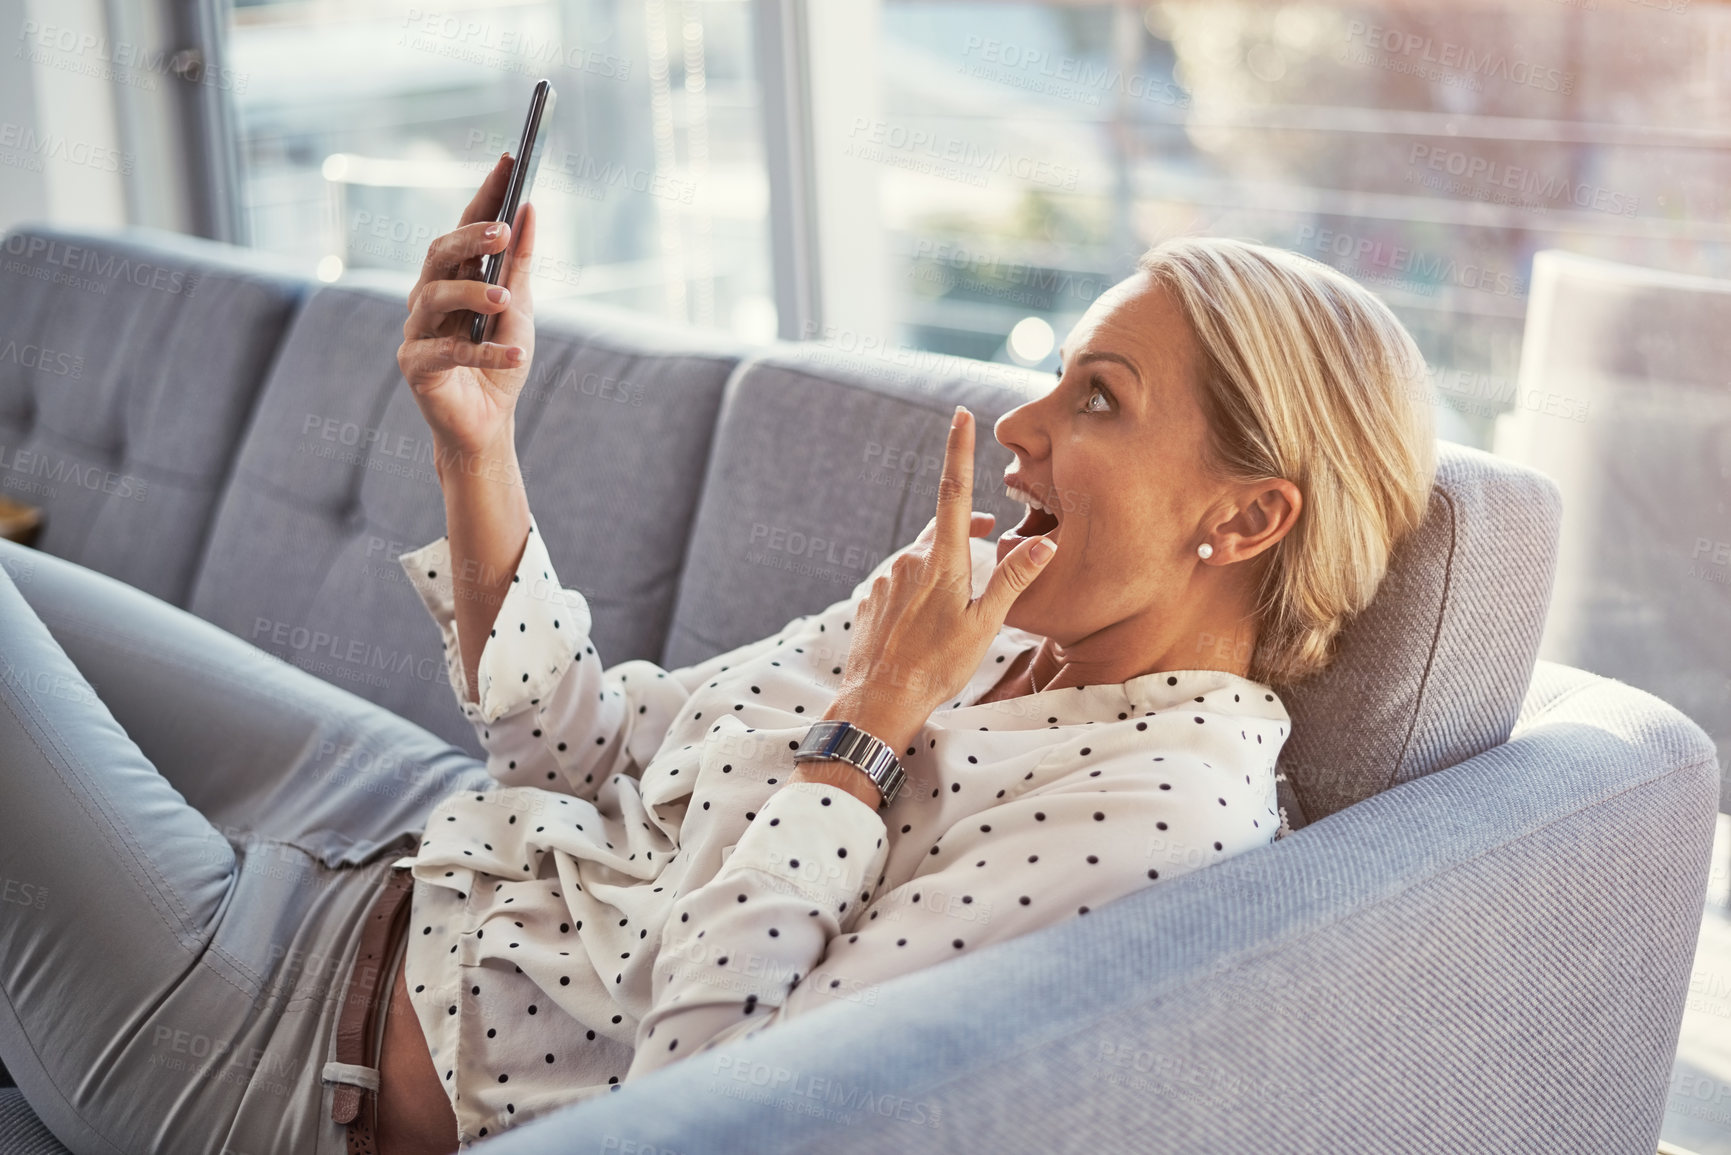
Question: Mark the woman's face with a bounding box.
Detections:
[992,271,1253,652]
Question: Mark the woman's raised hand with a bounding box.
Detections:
[398,155,539,702]
[818,406,1061,756]
[397,153,539,459]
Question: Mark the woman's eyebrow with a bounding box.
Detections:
[1076,350,1144,388]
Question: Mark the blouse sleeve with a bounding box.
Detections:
[878,744,1280,966]
[624,780,890,1081]
[396,515,879,805]
[397,515,692,803]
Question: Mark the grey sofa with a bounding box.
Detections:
[0,225,1719,1154]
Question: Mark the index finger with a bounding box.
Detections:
[933,405,975,565]
[412,155,514,297]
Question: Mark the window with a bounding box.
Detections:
[228,0,777,340]
[812,0,1731,450]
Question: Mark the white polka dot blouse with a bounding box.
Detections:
[392,516,1292,1145]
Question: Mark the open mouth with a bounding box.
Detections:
[999,481,1063,563]
[1011,503,1059,538]
[1005,481,1062,536]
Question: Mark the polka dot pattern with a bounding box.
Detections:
[396,527,1292,1143]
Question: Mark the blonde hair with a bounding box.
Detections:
[1137,237,1438,686]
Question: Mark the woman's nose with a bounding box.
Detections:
[994,400,1038,456]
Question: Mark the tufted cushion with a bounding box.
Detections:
[665,347,1562,828]
[188,284,745,756]
[661,345,1044,668]
[0,226,304,604]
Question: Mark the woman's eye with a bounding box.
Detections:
[1080,382,1111,413]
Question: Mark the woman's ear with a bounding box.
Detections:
[1210,479,1301,564]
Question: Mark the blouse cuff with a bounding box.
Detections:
[398,516,593,724]
[714,780,890,911]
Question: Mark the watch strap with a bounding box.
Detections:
[794,720,905,807]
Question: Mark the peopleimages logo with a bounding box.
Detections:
[1294,225,1527,299]
[347,210,585,288]
[0,121,133,175]
[957,34,1189,110]
[16,20,248,93]
[0,444,149,501]
[0,340,82,378]
[399,8,631,81]
[845,118,1080,191]
[910,239,1107,308]
[1406,143,1639,217]
[1342,21,1575,95]
[249,617,447,690]
[462,131,696,205]
[1,234,197,297]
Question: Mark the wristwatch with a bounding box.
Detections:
[793,720,906,808]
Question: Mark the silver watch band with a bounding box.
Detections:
[793,720,906,808]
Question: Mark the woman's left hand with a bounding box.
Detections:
[822,406,1063,757]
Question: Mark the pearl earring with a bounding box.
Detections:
[1197,542,1214,560]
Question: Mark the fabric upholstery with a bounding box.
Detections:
[661,345,1067,669]
[0,1091,63,1155]
[1274,442,1563,821]
[0,228,1714,1155]
[474,663,1721,1155]
[187,284,743,756]
[0,226,304,605]
[664,348,1563,827]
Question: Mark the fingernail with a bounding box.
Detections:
[952,405,966,428]
[484,223,503,239]
[486,286,508,303]
[1030,537,1055,562]
[506,347,524,364]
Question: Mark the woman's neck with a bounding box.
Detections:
[1024,630,1256,693]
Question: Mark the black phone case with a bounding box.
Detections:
[470,79,556,344]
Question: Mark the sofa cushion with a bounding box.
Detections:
[661,345,1043,669]
[188,284,745,756]
[1275,442,1563,821]
[665,347,1562,826]
[0,1088,68,1155]
[0,226,304,604]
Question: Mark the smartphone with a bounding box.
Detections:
[470,78,557,344]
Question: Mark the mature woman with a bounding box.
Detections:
[0,155,1433,1155]
[361,157,1436,1152]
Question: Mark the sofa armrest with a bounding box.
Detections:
[477,670,1719,1155]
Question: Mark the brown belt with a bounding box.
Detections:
[323,865,415,1155]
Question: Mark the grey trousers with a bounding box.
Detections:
[0,541,493,1155]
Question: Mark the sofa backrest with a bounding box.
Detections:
[187,283,745,756]
[1274,442,1562,821]
[0,226,304,604]
[665,346,1564,828]
[662,345,1042,668]
[1,224,1566,815]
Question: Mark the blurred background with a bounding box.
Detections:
[1,0,1729,1149]
[5,0,1725,445]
